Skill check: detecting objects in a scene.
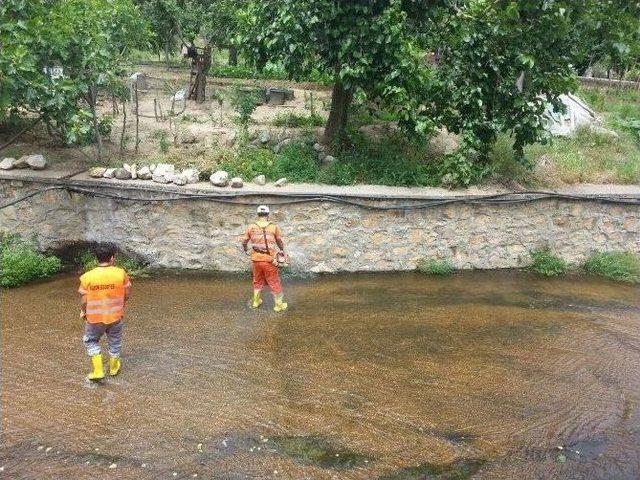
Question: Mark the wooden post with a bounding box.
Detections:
[120,99,127,154]
[134,83,140,154]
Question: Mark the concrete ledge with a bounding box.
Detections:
[2,167,640,201]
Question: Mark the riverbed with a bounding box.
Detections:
[1,271,639,479]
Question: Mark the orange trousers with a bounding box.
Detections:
[252,261,283,294]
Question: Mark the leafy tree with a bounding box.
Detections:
[136,0,181,65]
[570,0,640,77]
[174,0,247,102]
[424,0,577,175]
[241,0,434,143]
[0,0,148,157]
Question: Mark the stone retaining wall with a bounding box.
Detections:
[1,177,639,272]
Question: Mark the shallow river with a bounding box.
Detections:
[1,271,640,479]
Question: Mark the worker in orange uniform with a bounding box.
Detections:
[78,244,131,381]
[241,205,288,312]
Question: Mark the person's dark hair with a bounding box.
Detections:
[257,212,269,218]
[95,243,117,263]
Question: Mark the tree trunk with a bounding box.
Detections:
[88,84,103,160]
[228,46,238,66]
[323,82,353,144]
[191,45,212,104]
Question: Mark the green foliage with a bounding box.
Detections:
[0,0,149,146]
[416,258,455,276]
[272,112,324,128]
[583,251,640,283]
[230,87,260,131]
[241,0,434,141]
[76,249,149,278]
[0,235,61,288]
[529,248,568,277]
[318,131,438,187]
[425,0,577,162]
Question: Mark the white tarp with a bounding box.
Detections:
[545,93,596,136]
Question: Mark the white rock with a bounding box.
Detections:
[182,168,200,184]
[149,164,157,173]
[25,154,46,170]
[172,175,188,186]
[137,166,152,180]
[274,177,288,187]
[155,163,175,176]
[253,174,266,186]
[13,156,29,169]
[323,155,336,164]
[114,168,132,180]
[259,131,271,144]
[313,142,325,152]
[230,177,244,188]
[0,158,15,170]
[103,168,116,178]
[210,170,229,187]
[152,172,172,184]
[224,131,237,147]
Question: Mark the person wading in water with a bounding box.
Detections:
[241,205,288,312]
[78,244,130,381]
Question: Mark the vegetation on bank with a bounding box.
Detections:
[529,248,568,277]
[583,251,640,283]
[417,258,455,276]
[76,249,149,278]
[527,248,640,283]
[0,234,61,288]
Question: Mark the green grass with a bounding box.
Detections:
[0,234,61,288]
[416,258,455,276]
[529,248,568,277]
[583,251,640,283]
[76,249,149,278]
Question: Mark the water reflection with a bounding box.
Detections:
[1,271,639,479]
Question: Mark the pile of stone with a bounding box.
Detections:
[209,170,288,188]
[89,163,200,186]
[0,154,47,171]
[313,143,335,165]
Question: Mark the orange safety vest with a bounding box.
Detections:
[79,266,130,324]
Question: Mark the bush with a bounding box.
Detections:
[529,248,567,277]
[417,258,455,276]
[272,112,324,128]
[318,131,439,187]
[0,235,61,288]
[583,251,640,283]
[218,148,277,179]
[76,249,149,278]
[273,143,319,182]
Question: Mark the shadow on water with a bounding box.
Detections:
[264,435,373,469]
[379,458,486,480]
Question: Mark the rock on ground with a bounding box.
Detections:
[210,170,230,187]
[230,177,244,188]
[13,156,29,169]
[274,177,288,187]
[114,168,132,180]
[182,168,200,184]
[103,168,116,179]
[89,167,107,178]
[0,158,16,170]
[137,166,152,180]
[152,172,172,183]
[172,175,188,186]
[25,154,46,170]
[323,155,336,165]
[253,175,266,186]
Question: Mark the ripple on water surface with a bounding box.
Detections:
[1,270,640,479]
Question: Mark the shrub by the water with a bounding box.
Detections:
[583,251,640,283]
[0,235,61,288]
[77,249,149,278]
[529,248,567,277]
[417,258,455,276]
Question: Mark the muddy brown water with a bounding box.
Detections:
[1,271,640,479]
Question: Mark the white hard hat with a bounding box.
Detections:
[257,205,270,214]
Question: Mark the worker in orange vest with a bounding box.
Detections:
[241,205,288,312]
[78,244,131,381]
